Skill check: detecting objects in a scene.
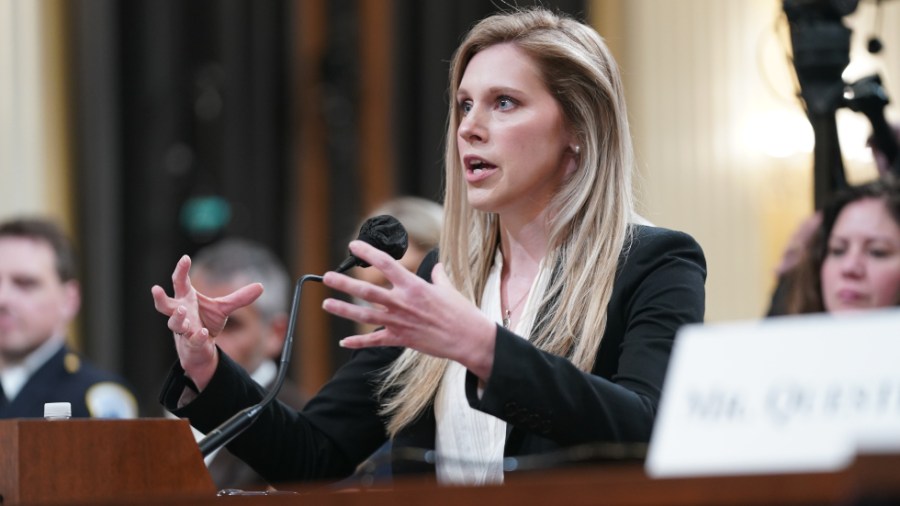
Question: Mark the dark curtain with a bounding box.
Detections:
[71,0,290,416]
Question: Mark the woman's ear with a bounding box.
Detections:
[564,144,581,176]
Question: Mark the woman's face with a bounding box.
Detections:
[455,43,575,220]
[820,197,900,313]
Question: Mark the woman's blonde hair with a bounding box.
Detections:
[379,7,636,436]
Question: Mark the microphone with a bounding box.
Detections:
[335,214,408,273]
[197,215,408,457]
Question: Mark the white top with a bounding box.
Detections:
[434,250,549,485]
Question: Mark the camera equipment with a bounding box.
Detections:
[783,0,898,208]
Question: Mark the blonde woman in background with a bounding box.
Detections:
[351,197,443,335]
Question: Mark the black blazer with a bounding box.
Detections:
[204,374,308,490]
[161,224,706,484]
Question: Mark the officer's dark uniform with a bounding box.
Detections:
[0,344,137,418]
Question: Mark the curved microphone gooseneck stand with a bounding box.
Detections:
[197,273,322,457]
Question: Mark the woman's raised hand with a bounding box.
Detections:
[321,240,497,380]
[151,255,264,390]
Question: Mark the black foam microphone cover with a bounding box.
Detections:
[336,215,408,272]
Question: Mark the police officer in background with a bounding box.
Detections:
[0,217,137,418]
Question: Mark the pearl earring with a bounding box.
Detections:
[573,145,581,155]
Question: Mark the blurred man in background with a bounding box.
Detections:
[0,217,137,418]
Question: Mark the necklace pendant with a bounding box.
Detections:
[503,309,511,328]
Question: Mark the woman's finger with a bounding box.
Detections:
[151,285,176,316]
[167,306,190,336]
[338,327,395,349]
[348,240,416,287]
[218,282,265,314]
[322,271,393,308]
[322,296,385,326]
[171,255,193,298]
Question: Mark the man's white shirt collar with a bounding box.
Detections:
[0,335,66,402]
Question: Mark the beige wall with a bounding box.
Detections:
[594,0,900,322]
[0,0,73,229]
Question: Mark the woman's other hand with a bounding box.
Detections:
[151,255,264,390]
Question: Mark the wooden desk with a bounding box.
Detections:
[0,419,214,505]
[3,417,897,506]
[91,452,900,506]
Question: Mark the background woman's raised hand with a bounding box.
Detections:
[151,254,264,389]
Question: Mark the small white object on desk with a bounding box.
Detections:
[44,402,72,420]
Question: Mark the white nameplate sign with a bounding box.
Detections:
[646,308,900,478]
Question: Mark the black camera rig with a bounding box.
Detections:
[783,0,899,208]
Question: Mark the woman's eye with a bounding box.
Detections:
[498,96,515,110]
[827,245,846,257]
[459,100,473,115]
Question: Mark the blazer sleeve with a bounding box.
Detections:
[158,253,449,484]
[160,344,402,483]
[464,225,706,445]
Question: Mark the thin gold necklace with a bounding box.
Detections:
[502,289,530,328]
